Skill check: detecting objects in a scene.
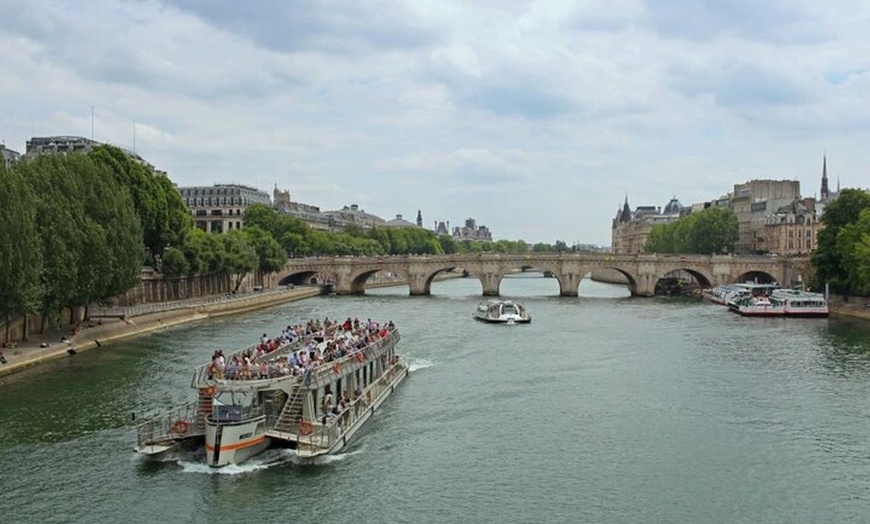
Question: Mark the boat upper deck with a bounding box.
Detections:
[190,318,398,390]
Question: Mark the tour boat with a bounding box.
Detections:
[135,319,409,466]
[732,295,786,317]
[730,289,828,318]
[472,299,531,324]
[771,289,829,317]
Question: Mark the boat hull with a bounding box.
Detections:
[205,416,270,467]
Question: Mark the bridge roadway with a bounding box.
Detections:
[276,253,806,297]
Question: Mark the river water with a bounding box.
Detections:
[2,274,869,524]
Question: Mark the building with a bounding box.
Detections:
[760,198,820,256]
[384,214,418,227]
[730,179,801,254]
[323,204,385,229]
[1,144,21,169]
[273,186,333,230]
[177,183,271,233]
[757,157,839,256]
[453,217,492,241]
[24,135,158,171]
[26,135,100,156]
[611,196,687,254]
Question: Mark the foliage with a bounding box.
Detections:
[0,164,43,328]
[645,207,738,254]
[89,145,192,263]
[9,153,143,321]
[810,188,870,294]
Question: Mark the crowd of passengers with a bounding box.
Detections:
[206,317,395,381]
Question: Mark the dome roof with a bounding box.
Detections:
[663,197,683,215]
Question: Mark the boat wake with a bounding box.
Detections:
[178,449,289,474]
[409,358,435,372]
[285,447,365,466]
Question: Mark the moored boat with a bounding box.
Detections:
[472,299,531,324]
[733,295,786,317]
[135,318,409,466]
[772,289,829,317]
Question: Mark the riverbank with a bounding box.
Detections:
[827,295,870,321]
[0,285,325,378]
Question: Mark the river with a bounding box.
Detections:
[1,274,869,523]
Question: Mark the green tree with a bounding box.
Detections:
[221,229,258,291]
[243,226,287,273]
[645,208,737,254]
[89,145,191,263]
[810,188,870,294]
[0,165,44,339]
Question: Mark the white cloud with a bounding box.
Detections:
[3,0,870,245]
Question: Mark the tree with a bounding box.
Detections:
[89,145,192,263]
[242,226,287,273]
[810,188,870,294]
[221,230,258,291]
[0,165,43,340]
[645,208,737,254]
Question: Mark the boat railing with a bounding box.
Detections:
[190,327,342,387]
[295,353,407,452]
[302,328,400,389]
[136,400,202,448]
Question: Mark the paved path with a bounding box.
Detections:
[0,286,325,378]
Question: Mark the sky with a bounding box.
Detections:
[2,0,869,246]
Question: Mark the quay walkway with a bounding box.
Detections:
[0,285,328,378]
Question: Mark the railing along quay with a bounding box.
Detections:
[91,285,318,320]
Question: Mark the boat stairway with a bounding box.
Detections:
[196,387,215,433]
[271,387,305,433]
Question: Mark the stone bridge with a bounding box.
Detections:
[275,253,807,297]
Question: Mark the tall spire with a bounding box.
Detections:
[820,155,830,202]
[416,209,423,227]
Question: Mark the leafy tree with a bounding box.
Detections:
[161,246,190,277]
[243,226,287,273]
[645,208,737,254]
[810,188,870,294]
[89,145,191,263]
[221,229,258,291]
[0,165,43,339]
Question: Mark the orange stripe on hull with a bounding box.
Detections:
[205,435,266,453]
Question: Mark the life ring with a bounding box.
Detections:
[355,352,365,363]
[299,420,314,436]
[365,390,372,404]
[172,420,190,435]
[202,385,216,397]
[333,362,341,374]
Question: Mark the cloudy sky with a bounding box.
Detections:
[2,1,868,245]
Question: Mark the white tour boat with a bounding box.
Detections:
[771,289,829,317]
[472,299,531,324]
[135,319,409,466]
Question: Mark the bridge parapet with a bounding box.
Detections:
[277,253,805,297]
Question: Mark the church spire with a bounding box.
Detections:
[416,209,423,227]
[820,155,830,202]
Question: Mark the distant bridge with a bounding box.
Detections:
[276,253,807,297]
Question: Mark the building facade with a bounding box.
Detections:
[453,217,492,241]
[1,144,21,169]
[760,198,820,256]
[611,196,686,254]
[730,179,801,254]
[178,183,272,233]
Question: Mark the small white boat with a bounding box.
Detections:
[473,299,531,324]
